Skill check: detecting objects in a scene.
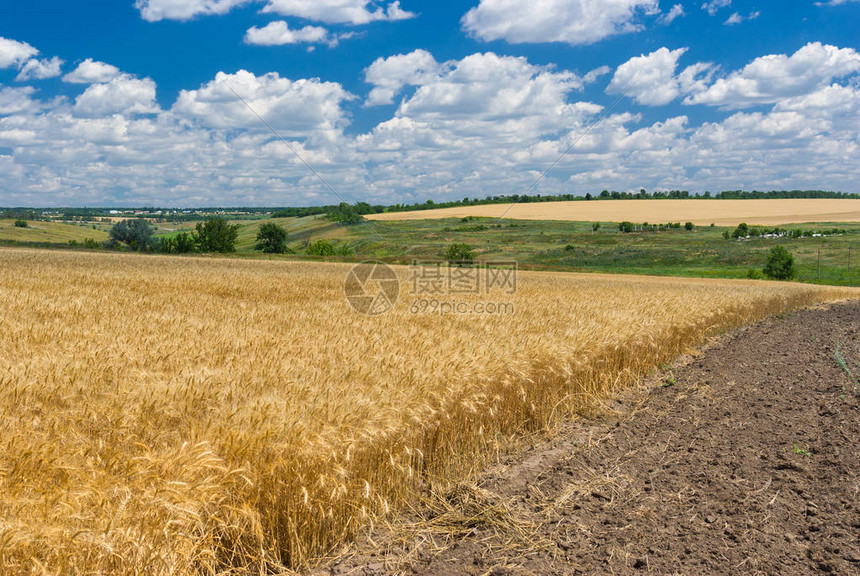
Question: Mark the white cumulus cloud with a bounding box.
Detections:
[607,48,712,106]
[135,0,250,21]
[260,0,415,25]
[364,50,443,106]
[244,21,331,45]
[15,57,63,81]
[0,37,39,70]
[63,59,123,84]
[686,42,860,108]
[461,0,659,46]
[74,75,160,117]
[172,70,354,137]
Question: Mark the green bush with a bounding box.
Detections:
[618,221,634,233]
[13,219,27,228]
[255,222,289,254]
[684,222,694,231]
[160,232,196,254]
[68,238,101,249]
[444,242,475,264]
[763,246,797,280]
[306,239,335,256]
[746,268,763,279]
[732,223,749,238]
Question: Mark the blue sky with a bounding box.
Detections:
[1,0,859,207]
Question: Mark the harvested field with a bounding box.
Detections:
[365,199,860,226]
[328,301,860,575]
[0,248,857,574]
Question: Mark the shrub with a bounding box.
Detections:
[13,220,27,228]
[194,218,240,253]
[746,268,763,279]
[763,246,797,280]
[68,238,101,249]
[732,223,749,238]
[255,222,289,254]
[591,222,600,232]
[444,243,475,264]
[618,221,634,233]
[161,232,196,254]
[306,239,335,256]
[685,222,694,231]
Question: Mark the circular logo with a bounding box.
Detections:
[344,261,400,315]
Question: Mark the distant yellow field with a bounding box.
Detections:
[1,248,857,574]
[366,199,860,226]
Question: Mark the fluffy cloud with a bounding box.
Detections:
[3,44,860,207]
[134,0,250,21]
[364,50,443,106]
[0,37,39,70]
[462,0,659,45]
[74,75,160,116]
[0,86,41,116]
[607,48,690,106]
[607,48,714,106]
[686,42,860,108]
[15,57,63,81]
[63,59,123,84]
[244,21,331,45]
[260,0,415,25]
[172,70,353,137]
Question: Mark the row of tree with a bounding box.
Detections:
[109,217,295,255]
[109,218,241,254]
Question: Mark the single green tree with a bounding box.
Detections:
[255,222,289,253]
[732,223,749,238]
[109,219,155,251]
[194,217,240,253]
[618,221,634,233]
[13,219,27,228]
[763,246,797,280]
[684,222,694,231]
[444,243,475,265]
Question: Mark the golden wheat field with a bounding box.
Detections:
[365,198,860,226]
[1,247,858,575]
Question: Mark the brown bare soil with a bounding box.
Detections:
[323,301,860,576]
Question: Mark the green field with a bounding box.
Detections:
[5,215,859,286]
[0,219,110,245]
